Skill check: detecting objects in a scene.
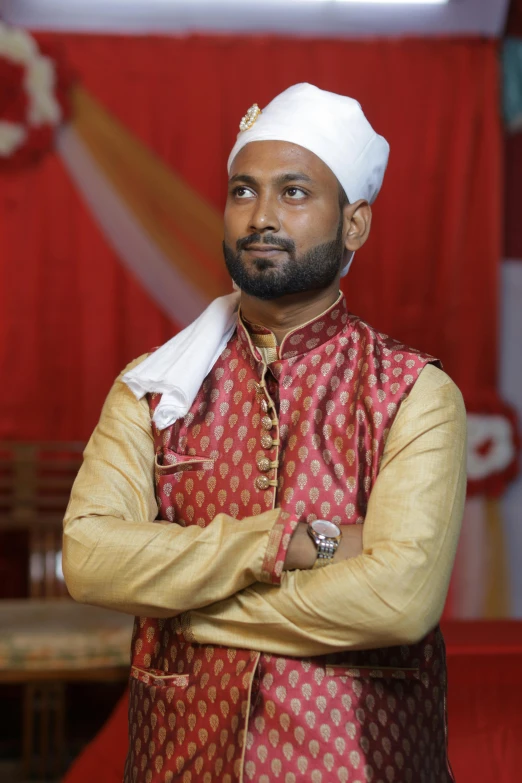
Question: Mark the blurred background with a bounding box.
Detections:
[0,0,521,780]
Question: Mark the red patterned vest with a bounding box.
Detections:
[125,296,453,783]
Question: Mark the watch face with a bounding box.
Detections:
[312,519,340,538]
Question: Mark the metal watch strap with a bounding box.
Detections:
[312,539,338,568]
[308,526,340,568]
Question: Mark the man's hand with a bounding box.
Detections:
[283,522,364,571]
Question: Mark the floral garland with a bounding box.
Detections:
[0,23,72,170]
[466,400,520,497]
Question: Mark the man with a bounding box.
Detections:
[64,84,466,783]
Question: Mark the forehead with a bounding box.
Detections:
[229,140,337,186]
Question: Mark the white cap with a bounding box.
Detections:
[228,83,389,206]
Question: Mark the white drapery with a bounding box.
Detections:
[0,0,510,37]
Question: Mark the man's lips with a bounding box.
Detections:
[243,245,287,254]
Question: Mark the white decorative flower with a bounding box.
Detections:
[467,413,516,481]
[0,22,63,162]
[0,23,37,65]
[0,121,27,156]
[25,56,61,126]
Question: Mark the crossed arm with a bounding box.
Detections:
[63,360,466,653]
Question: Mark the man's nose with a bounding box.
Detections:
[248,194,280,234]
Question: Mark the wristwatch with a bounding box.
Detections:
[307,519,342,569]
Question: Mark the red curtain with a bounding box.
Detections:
[0,35,501,441]
[507,0,522,37]
[505,132,522,258]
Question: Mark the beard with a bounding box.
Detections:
[223,220,344,301]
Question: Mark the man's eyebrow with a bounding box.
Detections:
[228,174,258,187]
[228,172,314,187]
[274,172,314,186]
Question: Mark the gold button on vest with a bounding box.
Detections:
[257,457,271,472]
[255,475,270,491]
[260,434,274,449]
[261,415,274,431]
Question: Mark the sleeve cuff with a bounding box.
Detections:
[259,510,298,585]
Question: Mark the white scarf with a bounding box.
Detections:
[123,292,240,430]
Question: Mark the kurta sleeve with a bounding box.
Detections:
[186,364,467,656]
[62,357,290,618]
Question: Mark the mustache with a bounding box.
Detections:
[236,233,296,254]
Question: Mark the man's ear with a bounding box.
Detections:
[343,199,372,252]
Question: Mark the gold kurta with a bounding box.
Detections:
[63,358,466,656]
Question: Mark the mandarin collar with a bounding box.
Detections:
[236,292,349,362]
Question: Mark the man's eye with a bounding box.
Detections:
[233,186,254,198]
[285,187,307,199]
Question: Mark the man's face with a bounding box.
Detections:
[223,141,346,300]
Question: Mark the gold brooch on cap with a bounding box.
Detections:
[239,104,261,132]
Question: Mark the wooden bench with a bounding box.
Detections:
[0,442,132,779]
